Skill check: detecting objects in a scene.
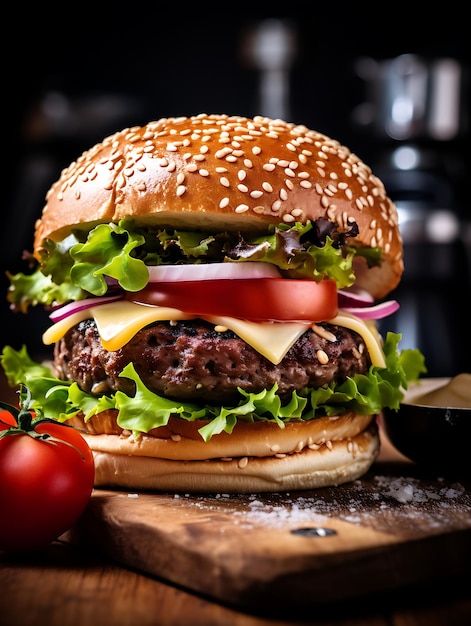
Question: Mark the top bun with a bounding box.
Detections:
[35,114,403,298]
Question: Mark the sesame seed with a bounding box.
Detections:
[215,147,232,158]
[238,170,247,181]
[237,184,248,192]
[176,172,185,185]
[176,185,186,197]
[250,190,263,198]
[352,346,362,359]
[235,204,249,213]
[238,457,249,468]
[262,182,273,192]
[220,177,230,187]
[316,349,329,364]
[263,163,276,172]
[219,197,230,208]
[311,324,337,342]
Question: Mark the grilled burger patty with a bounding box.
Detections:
[53,319,371,404]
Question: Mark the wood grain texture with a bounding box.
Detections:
[65,458,471,611]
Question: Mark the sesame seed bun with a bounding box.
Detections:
[27,113,401,493]
[69,411,379,493]
[35,113,403,299]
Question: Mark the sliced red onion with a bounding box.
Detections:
[338,287,374,307]
[49,295,123,323]
[341,300,400,320]
[147,262,281,283]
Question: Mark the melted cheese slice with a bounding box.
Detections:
[42,301,385,367]
[43,303,195,352]
[205,315,311,364]
[92,303,195,352]
[328,311,386,369]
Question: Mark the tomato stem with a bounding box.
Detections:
[0,384,87,459]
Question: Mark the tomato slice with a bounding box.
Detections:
[128,278,338,322]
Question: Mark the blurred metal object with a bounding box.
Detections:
[353,53,470,377]
[242,19,297,120]
[353,54,467,141]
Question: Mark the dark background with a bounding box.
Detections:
[2,4,470,377]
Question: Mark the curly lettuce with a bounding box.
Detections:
[1,336,426,442]
[7,218,380,312]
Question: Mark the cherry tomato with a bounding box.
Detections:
[0,406,95,552]
[129,278,338,322]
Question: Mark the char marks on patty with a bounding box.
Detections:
[53,319,370,404]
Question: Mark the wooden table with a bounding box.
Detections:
[1,371,471,626]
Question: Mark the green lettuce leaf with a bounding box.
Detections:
[7,268,84,312]
[7,219,378,311]
[0,335,426,441]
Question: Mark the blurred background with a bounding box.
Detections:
[2,4,470,378]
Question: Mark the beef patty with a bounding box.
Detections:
[53,319,371,404]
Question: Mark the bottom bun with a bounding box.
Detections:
[76,415,380,493]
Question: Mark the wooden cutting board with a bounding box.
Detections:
[65,451,471,612]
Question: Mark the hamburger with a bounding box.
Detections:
[2,113,425,493]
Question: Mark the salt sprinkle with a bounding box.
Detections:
[166,475,471,532]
